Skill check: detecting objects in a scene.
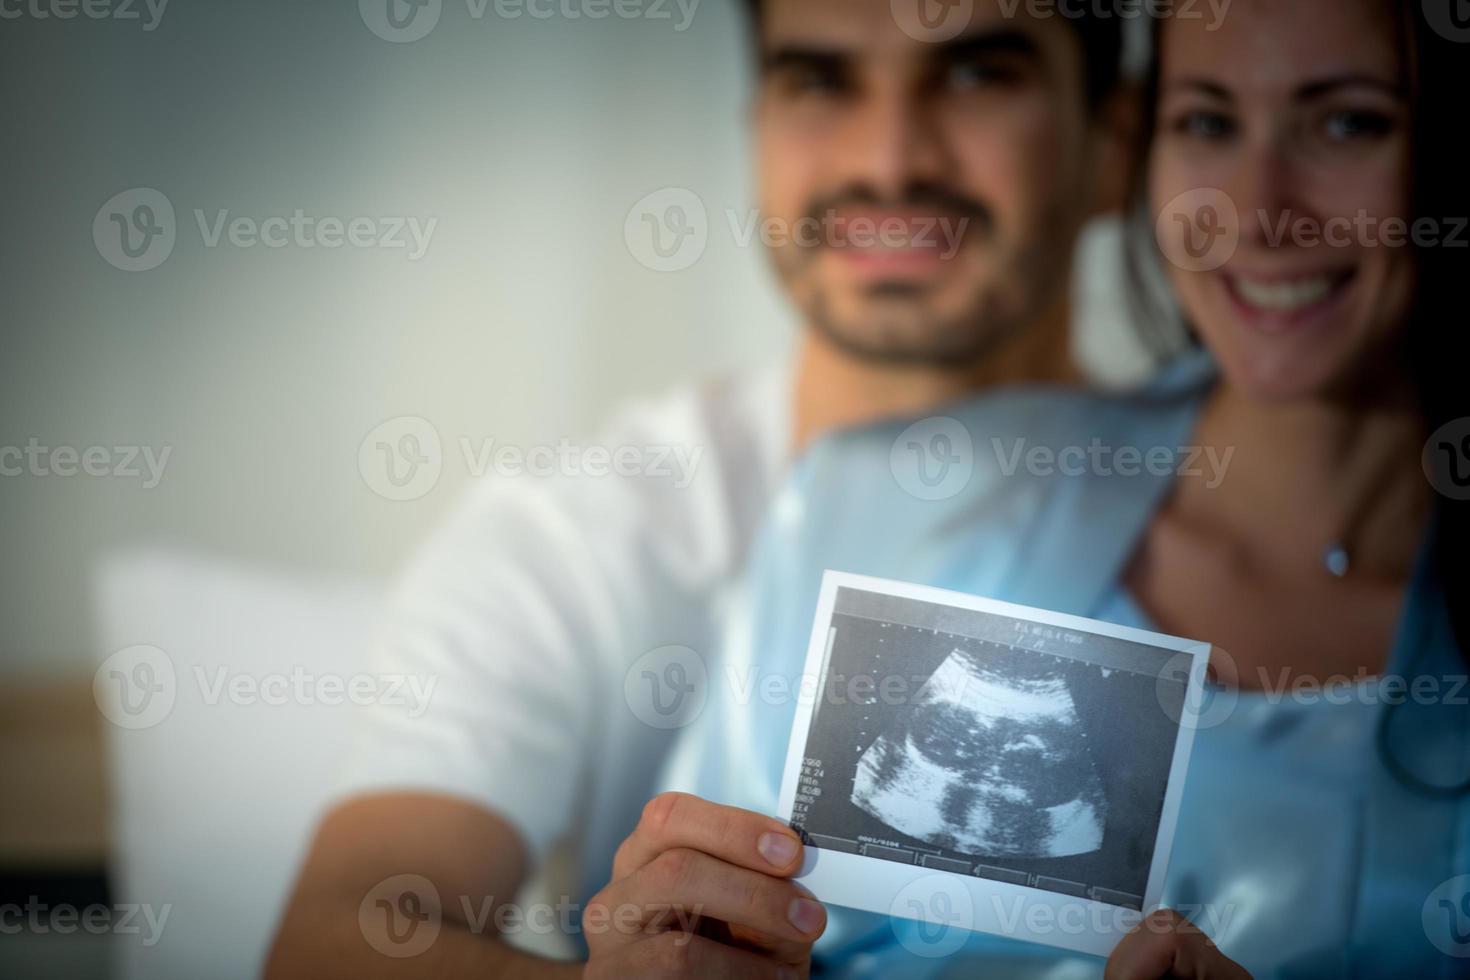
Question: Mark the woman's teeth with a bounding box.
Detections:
[1233,275,1339,311]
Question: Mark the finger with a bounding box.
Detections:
[613,793,804,881]
[595,847,826,955]
[1105,909,1252,980]
[593,931,804,980]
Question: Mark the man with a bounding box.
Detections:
[265,0,1159,976]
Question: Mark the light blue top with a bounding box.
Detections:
[659,352,1470,979]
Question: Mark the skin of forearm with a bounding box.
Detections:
[264,908,586,980]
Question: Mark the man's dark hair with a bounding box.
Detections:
[738,0,1124,114]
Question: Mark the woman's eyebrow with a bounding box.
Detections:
[1296,74,1405,100]
[1162,78,1233,100]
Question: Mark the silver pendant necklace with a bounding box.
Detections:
[1324,543,1351,578]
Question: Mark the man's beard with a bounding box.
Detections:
[772,183,1074,368]
[803,281,1031,368]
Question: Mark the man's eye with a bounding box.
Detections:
[1322,109,1393,142]
[779,66,849,98]
[1174,110,1235,140]
[944,59,1016,92]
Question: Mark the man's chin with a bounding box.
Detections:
[806,302,1019,369]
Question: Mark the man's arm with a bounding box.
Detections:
[264,793,582,980]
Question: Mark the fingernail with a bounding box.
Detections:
[788,897,824,935]
[758,832,799,868]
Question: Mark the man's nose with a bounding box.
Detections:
[837,93,951,201]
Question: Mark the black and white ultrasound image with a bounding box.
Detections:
[792,591,1187,908]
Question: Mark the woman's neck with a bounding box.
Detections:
[1186,372,1431,582]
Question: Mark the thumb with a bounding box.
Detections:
[1105,909,1252,980]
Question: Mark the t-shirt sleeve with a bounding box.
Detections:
[328,370,787,875]
[331,477,617,866]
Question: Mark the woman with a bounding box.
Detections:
[663,0,1469,976]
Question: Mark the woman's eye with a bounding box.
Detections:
[1322,110,1393,141]
[1175,110,1235,140]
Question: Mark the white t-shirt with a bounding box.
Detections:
[335,360,790,899]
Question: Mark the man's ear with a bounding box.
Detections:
[1088,79,1142,219]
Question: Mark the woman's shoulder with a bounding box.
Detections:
[771,351,1220,615]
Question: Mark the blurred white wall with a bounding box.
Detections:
[0,0,1155,681]
[0,0,797,678]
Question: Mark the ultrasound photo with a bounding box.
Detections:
[785,580,1195,911]
[851,645,1107,859]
